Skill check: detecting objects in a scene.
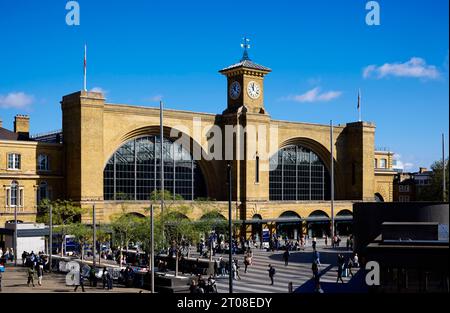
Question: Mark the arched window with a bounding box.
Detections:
[37,181,48,204]
[269,145,330,201]
[6,180,23,209]
[37,154,50,171]
[10,181,18,206]
[104,136,207,201]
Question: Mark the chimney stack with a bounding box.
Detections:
[419,167,428,174]
[14,115,30,139]
[0,118,3,128]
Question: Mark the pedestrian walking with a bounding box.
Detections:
[36,263,43,286]
[312,260,323,293]
[102,267,108,289]
[234,260,241,280]
[74,270,85,292]
[313,249,321,267]
[283,249,290,266]
[336,254,344,283]
[244,254,251,273]
[268,264,275,285]
[107,270,113,290]
[89,266,97,287]
[347,257,354,277]
[312,238,317,251]
[353,253,359,267]
[21,251,27,266]
[27,266,35,287]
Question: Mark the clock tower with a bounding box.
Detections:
[219,38,271,114]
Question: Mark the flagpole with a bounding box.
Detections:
[83,44,87,92]
[358,89,362,122]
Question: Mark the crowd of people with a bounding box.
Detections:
[0,248,14,263]
[23,251,47,287]
[189,274,217,293]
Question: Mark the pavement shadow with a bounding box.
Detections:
[294,267,368,293]
[269,250,353,266]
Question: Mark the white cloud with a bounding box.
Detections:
[0,92,34,109]
[393,153,414,171]
[90,87,107,94]
[146,95,163,102]
[363,57,440,80]
[283,87,342,103]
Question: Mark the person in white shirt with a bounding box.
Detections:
[353,253,359,267]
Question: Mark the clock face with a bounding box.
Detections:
[229,81,241,100]
[247,81,261,99]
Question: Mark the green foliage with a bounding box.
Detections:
[36,199,85,225]
[96,225,111,243]
[116,192,132,200]
[67,223,92,246]
[110,212,143,249]
[416,158,449,201]
[150,189,184,201]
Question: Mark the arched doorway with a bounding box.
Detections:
[276,211,302,240]
[307,210,330,238]
[199,212,227,237]
[251,214,263,241]
[335,210,353,236]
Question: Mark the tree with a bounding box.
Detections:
[67,223,92,260]
[416,158,449,201]
[36,199,86,256]
[110,212,142,264]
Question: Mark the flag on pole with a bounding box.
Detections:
[83,44,87,91]
[357,89,361,122]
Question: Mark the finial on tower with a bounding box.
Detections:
[240,37,251,61]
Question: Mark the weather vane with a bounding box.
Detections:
[240,37,251,61]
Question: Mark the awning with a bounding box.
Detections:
[240,215,352,224]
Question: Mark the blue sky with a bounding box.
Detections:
[0,0,448,170]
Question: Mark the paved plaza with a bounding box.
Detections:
[0,263,149,293]
[191,244,366,293]
[0,243,366,294]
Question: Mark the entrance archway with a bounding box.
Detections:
[276,211,302,240]
[307,210,330,238]
[251,214,263,242]
[336,210,353,236]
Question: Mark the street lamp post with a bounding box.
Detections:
[93,203,96,268]
[14,205,17,267]
[150,204,155,293]
[227,161,233,293]
[49,204,53,272]
[443,133,446,202]
[330,120,335,241]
